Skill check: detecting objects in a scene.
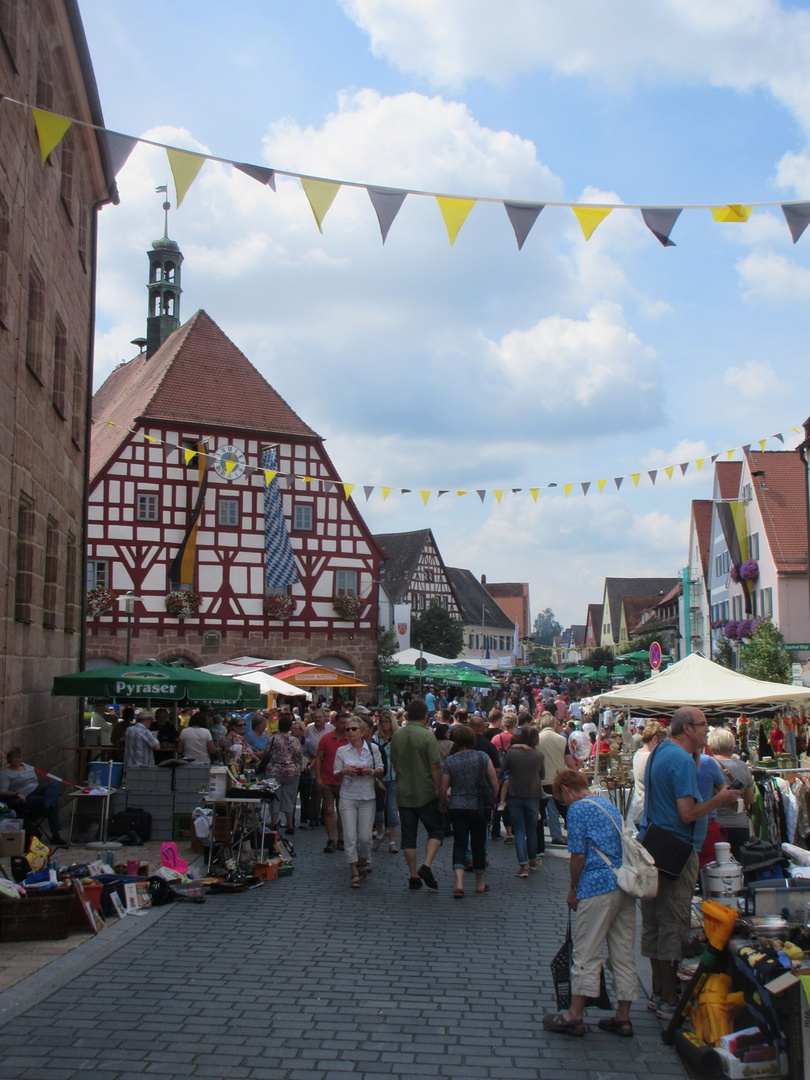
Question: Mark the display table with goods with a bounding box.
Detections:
[662,838,810,1079]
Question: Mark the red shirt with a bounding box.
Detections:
[317,729,348,788]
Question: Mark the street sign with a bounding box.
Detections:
[785,643,810,650]
[414,657,428,671]
[649,642,662,670]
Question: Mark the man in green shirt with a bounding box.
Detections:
[390,698,444,890]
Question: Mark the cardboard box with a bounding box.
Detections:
[715,1046,786,1078]
[0,832,25,858]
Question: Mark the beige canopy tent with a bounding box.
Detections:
[593,652,810,718]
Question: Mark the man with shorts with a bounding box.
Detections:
[390,698,444,890]
[315,710,348,853]
[639,706,737,1019]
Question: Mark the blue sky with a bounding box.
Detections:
[77,0,810,631]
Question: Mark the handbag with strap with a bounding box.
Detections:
[475,754,495,814]
[638,744,695,879]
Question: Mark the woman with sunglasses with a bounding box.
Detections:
[334,717,384,888]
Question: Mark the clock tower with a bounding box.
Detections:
[146,198,183,359]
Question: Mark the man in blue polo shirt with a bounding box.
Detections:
[639,707,737,1020]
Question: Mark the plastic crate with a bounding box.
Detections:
[0,888,74,941]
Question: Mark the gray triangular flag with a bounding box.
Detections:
[363,485,374,501]
[104,130,139,177]
[679,462,689,475]
[782,203,810,244]
[437,490,448,497]
[324,481,336,494]
[367,187,407,244]
[614,477,623,490]
[581,482,591,496]
[234,162,276,191]
[476,490,486,502]
[503,202,544,251]
[641,208,681,247]
[648,470,657,485]
[774,433,785,444]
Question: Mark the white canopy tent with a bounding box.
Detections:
[234,672,311,700]
[594,652,810,718]
[196,659,311,701]
[391,648,460,665]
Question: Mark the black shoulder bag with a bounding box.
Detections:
[639,743,695,879]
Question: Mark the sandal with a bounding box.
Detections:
[597,1018,634,1038]
[453,887,464,899]
[475,883,489,893]
[542,1013,586,1037]
[389,842,399,853]
[350,874,361,889]
[516,867,529,878]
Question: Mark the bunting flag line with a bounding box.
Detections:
[9,95,810,248]
[95,415,799,506]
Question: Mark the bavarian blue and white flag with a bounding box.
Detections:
[263,447,299,588]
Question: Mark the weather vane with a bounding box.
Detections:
[155,184,171,237]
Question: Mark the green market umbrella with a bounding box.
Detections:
[52,659,262,706]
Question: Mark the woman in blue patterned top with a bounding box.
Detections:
[542,769,638,1039]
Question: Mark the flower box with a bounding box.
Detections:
[332,595,365,620]
[165,591,202,619]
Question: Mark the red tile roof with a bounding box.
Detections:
[716,460,742,500]
[746,450,808,574]
[91,310,318,481]
[692,499,713,585]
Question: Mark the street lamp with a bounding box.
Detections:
[120,591,140,663]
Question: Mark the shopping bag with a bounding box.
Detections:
[550,912,612,1011]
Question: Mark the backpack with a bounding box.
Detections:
[590,798,658,900]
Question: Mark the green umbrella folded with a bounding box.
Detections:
[52,660,262,706]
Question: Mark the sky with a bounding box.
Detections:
[75,0,810,631]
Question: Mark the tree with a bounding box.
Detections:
[712,636,736,671]
[586,646,614,671]
[411,602,465,659]
[738,617,792,684]
[533,607,562,646]
[377,626,398,669]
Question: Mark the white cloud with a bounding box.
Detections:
[736,250,810,301]
[723,360,791,400]
[341,1,810,132]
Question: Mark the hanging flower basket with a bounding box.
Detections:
[165,591,202,619]
[729,565,741,583]
[723,620,741,640]
[739,559,759,582]
[739,616,763,640]
[332,594,365,620]
[263,594,295,619]
[86,585,116,619]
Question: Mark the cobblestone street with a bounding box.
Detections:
[0,827,689,1080]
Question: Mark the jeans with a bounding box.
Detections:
[542,787,564,840]
[374,779,400,831]
[449,808,488,873]
[506,794,539,865]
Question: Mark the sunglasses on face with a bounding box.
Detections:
[345,726,360,732]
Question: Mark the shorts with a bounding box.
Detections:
[321,785,341,812]
[398,800,445,849]
[640,851,700,963]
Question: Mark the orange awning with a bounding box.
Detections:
[273,663,366,688]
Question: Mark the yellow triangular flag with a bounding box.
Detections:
[32,108,72,165]
[664,466,674,480]
[564,484,574,496]
[493,490,503,504]
[303,476,314,484]
[301,178,341,233]
[711,205,752,223]
[530,488,539,502]
[381,488,392,501]
[572,206,612,240]
[143,435,157,444]
[264,469,277,486]
[758,439,767,452]
[456,490,468,496]
[166,147,206,207]
[224,458,237,476]
[696,458,704,471]
[631,473,641,487]
[726,449,736,459]
[342,483,354,500]
[184,448,196,466]
[420,490,431,506]
[107,421,115,427]
[436,197,476,245]
[597,479,608,492]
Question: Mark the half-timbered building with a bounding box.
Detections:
[373,529,461,618]
[86,238,384,684]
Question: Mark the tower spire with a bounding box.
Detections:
[145,187,183,358]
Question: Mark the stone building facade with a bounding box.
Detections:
[0,0,114,765]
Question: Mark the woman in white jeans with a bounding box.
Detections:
[334,719,383,888]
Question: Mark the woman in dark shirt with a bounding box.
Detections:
[501,727,545,877]
[438,725,498,898]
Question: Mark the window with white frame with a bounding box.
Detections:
[335,570,357,596]
[136,492,159,521]
[218,498,239,527]
[749,533,760,560]
[294,503,313,531]
[87,560,109,590]
[760,587,773,616]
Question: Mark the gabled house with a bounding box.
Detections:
[584,603,603,652]
[446,568,516,665]
[707,461,743,657]
[682,499,714,658]
[86,238,385,684]
[374,529,461,619]
[600,577,680,650]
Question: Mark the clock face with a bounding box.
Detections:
[213,444,247,480]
